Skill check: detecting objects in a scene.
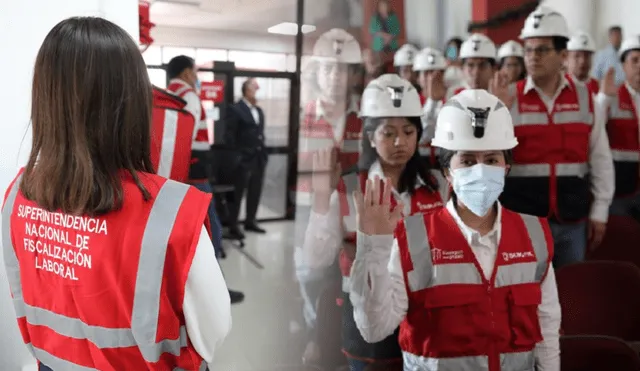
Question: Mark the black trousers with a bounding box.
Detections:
[227,155,267,227]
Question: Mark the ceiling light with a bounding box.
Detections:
[267,22,316,35]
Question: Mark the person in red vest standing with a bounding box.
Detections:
[348,89,561,371]
[412,47,449,200]
[447,33,497,99]
[601,36,640,218]
[493,5,615,268]
[295,27,363,365]
[1,17,231,371]
[166,55,245,304]
[150,86,196,183]
[566,31,600,95]
[302,74,443,371]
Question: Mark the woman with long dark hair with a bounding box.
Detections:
[1,17,231,370]
[302,74,443,371]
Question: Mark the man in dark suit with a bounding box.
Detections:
[226,78,268,238]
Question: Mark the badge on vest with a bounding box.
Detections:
[431,248,464,262]
[501,251,535,263]
[417,201,444,212]
[521,103,541,112]
[554,103,579,111]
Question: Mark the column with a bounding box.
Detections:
[0,1,138,369]
[404,0,439,48]
[542,0,597,40]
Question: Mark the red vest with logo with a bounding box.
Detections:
[586,78,600,96]
[151,87,196,183]
[500,78,594,222]
[167,81,211,183]
[606,84,640,196]
[336,171,443,361]
[2,170,211,371]
[296,99,363,208]
[453,87,466,95]
[395,207,553,370]
[166,81,208,147]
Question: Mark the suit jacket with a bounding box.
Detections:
[226,99,267,165]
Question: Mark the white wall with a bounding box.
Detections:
[442,0,472,42]
[0,0,138,369]
[404,0,439,49]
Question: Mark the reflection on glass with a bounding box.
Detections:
[196,49,228,65]
[237,154,288,220]
[229,51,288,71]
[233,77,290,147]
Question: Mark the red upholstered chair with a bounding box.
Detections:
[556,261,640,341]
[588,215,640,268]
[560,335,640,371]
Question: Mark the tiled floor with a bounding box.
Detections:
[212,221,312,371]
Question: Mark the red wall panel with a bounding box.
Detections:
[472,0,532,45]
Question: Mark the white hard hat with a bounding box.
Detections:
[459,33,497,60]
[413,48,447,71]
[619,36,640,58]
[312,28,362,64]
[567,31,596,52]
[520,5,570,40]
[497,40,524,60]
[360,74,422,118]
[432,89,518,151]
[394,44,419,67]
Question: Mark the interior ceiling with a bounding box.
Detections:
[149,0,298,32]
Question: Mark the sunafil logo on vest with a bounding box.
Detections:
[502,251,535,263]
[431,248,464,262]
[17,205,108,281]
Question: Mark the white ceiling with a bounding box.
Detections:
[149,0,298,32]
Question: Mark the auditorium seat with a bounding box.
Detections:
[588,215,640,268]
[560,335,640,371]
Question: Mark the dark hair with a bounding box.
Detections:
[552,36,569,52]
[358,116,438,194]
[609,26,622,34]
[241,78,254,96]
[498,56,527,81]
[22,17,154,216]
[621,49,640,63]
[446,37,464,51]
[167,55,195,80]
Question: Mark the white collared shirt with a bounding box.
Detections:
[300,161,423,272]
[520,75,615,223]
[315,96,359,142]
[242,98,260,125]
[348,200,561,370]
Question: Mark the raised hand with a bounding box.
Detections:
[489,72,515,108]
[428,71,447,102]
[352,176,404,236]
[311,148,341,196]
[601,67,617,97]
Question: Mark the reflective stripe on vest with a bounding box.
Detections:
[609,94,636,120]
[509,81,593,127]
[612,149,640,162]
[172,84,193,98]
[342,275,351,293]
[157,109,179,178]
[508,163,588,177]
[1,176,205,369]
[402,349,534,371]
[402,212,548,293]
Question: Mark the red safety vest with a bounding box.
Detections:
[296,98,363,208]
[166,80,209,151]
[151,87,196,183]
[453,87,466,95]
[2,170,211,371]
[501,78,594,222]
[336,171,444,362]
[395,206,553,370]
[567,75,600,96]
[606,84,640,197]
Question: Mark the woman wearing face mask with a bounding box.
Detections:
[444,37,465,88]
[348,89,561,371]
[302,74,443,371]
[497,40,527,84]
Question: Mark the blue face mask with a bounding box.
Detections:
[451,164,505,217]
[445,46,458,61]
[195,79,201,92]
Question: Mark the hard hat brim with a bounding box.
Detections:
[430,138,519,151]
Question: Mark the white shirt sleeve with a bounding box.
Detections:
[349,232,408,343]
[183,226,232,365]
[182,91,202,137]
[421,98,442,143]
[534,267,562,371]
[302,191,344,271]
[588,92,616,223]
